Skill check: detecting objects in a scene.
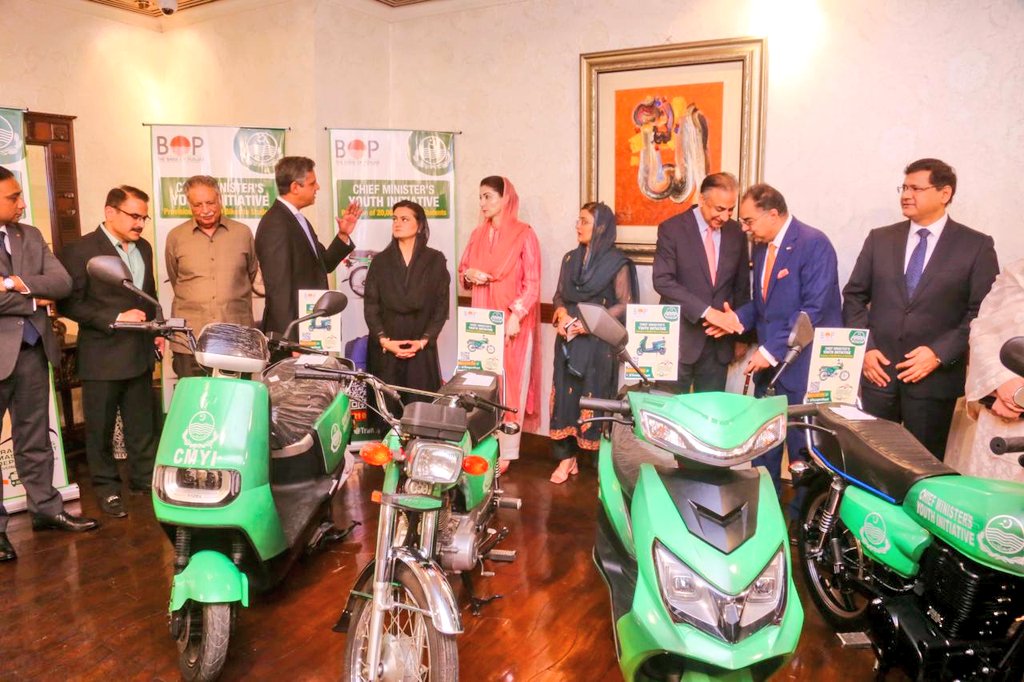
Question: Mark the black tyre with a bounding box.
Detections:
[349,266,368,298]
[176,601,232,682]
[343,564,458,681]
[797,483,869,630]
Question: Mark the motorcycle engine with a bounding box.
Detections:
[437,510,480,573]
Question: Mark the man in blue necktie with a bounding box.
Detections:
[0,166,98,560]
[843,159,999,459]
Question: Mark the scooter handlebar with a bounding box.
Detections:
[788,403,820,419]
[990,436,1024,455]
[579,397,631,415]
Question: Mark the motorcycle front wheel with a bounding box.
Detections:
[176,601,232,682]
[797,483,869,630]
[343,565,457,681]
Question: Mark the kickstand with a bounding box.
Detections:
[308,520,361,553]
[461,571,503,616]
[325,519,361,542]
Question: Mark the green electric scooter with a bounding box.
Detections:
[576,303,809,681]
[87,255,357,681]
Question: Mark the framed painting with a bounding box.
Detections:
[581,37,767,263]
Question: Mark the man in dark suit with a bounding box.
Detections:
[0,167,98,559]
[843,158,998,459]
[708,183,843,492]
[653,172,750,392]
[60,186,161,518]
[256,156,361,340]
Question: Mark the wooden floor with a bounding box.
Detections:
[0,453,884,681]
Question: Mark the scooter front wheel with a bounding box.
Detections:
[176,601,232,682]
[343,565,457,681]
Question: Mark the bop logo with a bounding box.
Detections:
[184,411,218,448]
[0,113,23,164]
[334,138,380,161]
[234,129,283,175]
[408,131,453,176]
[156,135,205,157]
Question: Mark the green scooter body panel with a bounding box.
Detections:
[169,550,249,611]
[597,435,634,558]
[462,432,497,510]
[617,464,802,679]
[839,486,932,577]
[905,475,1024,577]
[314,391,352,473]
[627,391,788,451]
[153,377,286,560]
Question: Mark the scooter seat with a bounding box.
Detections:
[260,356,352,452]
[810,406,956,503]
[438,371,501,446]
[611,421,677,498]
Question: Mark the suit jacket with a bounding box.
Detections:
[59,227,158,381]
[736,217,843,394]
[653,207,751,365]
[0,223,71,380]
[843,218,999,399]
[255,199,354,335]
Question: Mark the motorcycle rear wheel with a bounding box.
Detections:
[343,565,457,681]
[176,601,232,682]
[797,484,869,630]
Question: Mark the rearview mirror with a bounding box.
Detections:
[1000,337,1024,378]
[86,255,131,286]
[577,302,628,351]
[312,290,348,317]
[788,311,814,351]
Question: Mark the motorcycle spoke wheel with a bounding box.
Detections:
[798,487,870,630]
[343,566,457,681]
[176,601,232,682]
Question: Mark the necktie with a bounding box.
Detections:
[704,228,717,286]
[762,243,777,301]
[295,213,319,256]
[905,228,930,297]
[0,231,40,345]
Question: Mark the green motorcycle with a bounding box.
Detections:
[576,302,808,681]
[88,255,357,681]
[294,363,521,681]
[790,337,1024,680]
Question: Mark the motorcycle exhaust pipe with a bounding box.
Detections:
[497,497,522,510]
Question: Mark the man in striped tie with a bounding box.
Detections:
[843,159,999,459]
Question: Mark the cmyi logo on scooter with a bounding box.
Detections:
[978,515,1024,566]
[173,411,220,467]
[859,512,891,553]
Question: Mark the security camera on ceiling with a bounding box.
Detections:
[156,0,178,15]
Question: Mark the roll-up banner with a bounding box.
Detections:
[0,106,80,510]
[328,130,457,440]
[149,125,286,406]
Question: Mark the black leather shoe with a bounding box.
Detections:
[0,532,15,561]
[98,494,127,518]
[31,511,100,532]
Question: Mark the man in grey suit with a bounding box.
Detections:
[653,172,751,392]
[0,166,98,561]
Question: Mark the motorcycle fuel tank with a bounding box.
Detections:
[905,475,1024,577]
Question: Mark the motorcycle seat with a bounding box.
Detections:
[260,356,352,453]
[438,371,501,446]
[810,406,956,503]
[610,421,677,498]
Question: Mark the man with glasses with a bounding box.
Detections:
[653,172,750,392]
[0,166,98,561]
[60,186,161,517]
[843,158,998,459]
[705,183,842,498]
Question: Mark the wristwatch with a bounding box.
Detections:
[1013,385,1024,409]
[2,276,14,291]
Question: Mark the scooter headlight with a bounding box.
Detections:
[154,465,241,507]
[640,411,785,467]
[406,440,463,485]
[653,541,787,643]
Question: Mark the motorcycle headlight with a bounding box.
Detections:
[653,541,787,643]
[406,440,462,485]
[154,465,240,507]
[640,411,784,467]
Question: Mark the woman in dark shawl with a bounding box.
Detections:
[364,200,450,397]
[549,202,638,483]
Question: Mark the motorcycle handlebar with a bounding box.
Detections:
[294,365,401,403]
[110,321,159,332]
[990,436,1024,455]
[579,397,631,414]
[457,392,516,415]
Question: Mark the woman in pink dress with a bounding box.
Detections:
[459,176,541,472]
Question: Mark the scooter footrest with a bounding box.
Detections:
[485,549,517,562]
[836,631,872,648]
[497,496,522,510]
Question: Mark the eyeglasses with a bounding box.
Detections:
[897,184,935,195]
[114,206,151,223]
[739,212,767,228]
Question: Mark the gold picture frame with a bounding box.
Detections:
[581,37,767,263]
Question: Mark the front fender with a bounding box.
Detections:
[337,550,462,636]
[169,550,249,611]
